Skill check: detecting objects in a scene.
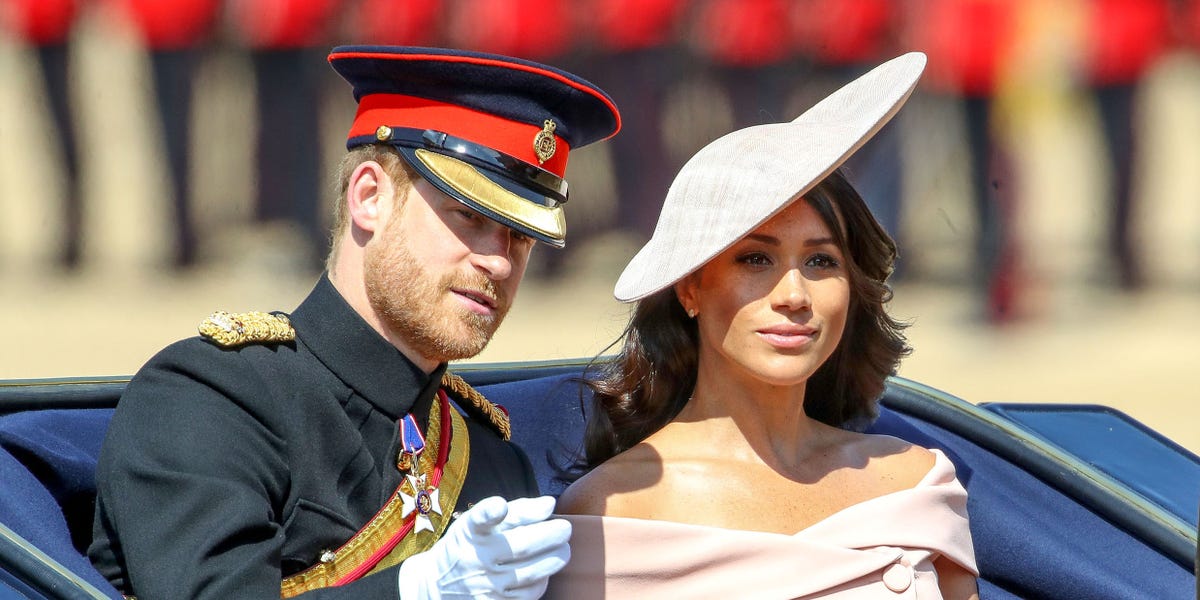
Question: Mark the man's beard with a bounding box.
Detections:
[363,223,509,364]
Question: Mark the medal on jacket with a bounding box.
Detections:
[397,414,442,532]
[280,374,503,597]
[397,414,425,472]
[400,473,442,534]
[280,389,470,597]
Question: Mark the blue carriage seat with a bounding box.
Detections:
[0,408,121,598]
[0,370,1195,599]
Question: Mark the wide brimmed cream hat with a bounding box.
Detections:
[614,52,926,302]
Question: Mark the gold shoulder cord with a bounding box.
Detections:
[441,372,511,441]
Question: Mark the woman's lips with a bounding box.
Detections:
[756,323,817,349]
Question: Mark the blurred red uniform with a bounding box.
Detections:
[108,0,222,267]
[3,0,85,267]
[1181,0,1200,51]
[694,0,794,132]
[351,0,443,46]
[1082,0,1170,290]
[229,0,342,49]
[906,0,1018,97]
[448,0,572,62]
[112,0,219,49]
[3,0,80,44]
[577,0,690,253]
[230,0,348,270]
[694,0,791,67]
[792,1,907,266]
[792,0,894,66]
[905,0,1023,322]
[593,0,687,52]
[1084,0,1170,86]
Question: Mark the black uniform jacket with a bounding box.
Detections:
[88,276,539,599]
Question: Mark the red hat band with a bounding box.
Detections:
[348,94,570,177]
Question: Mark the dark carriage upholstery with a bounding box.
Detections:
[0,408,119,598]
[0,371,1194,599]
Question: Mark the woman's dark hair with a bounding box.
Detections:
[579,169,911,470]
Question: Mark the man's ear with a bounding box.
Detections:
[346,161,391,234]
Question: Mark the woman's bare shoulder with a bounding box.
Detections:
[556,462,616,516]
[556,445,661,516]
[843,431,937,484]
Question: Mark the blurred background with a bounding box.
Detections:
[0,0,1197,452]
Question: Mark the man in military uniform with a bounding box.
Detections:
[87,46,621,599]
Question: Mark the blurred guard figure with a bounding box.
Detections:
[908,0,1023,323]
[113,0,221,268]
[88,46,620,599]
[2,0,85,269]
[792,0,907,271]
[1082,0,1170,290]
[695,0,794,130]
[584,0,689,246]
[230,0,346,269]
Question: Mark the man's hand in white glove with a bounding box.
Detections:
[397,496,570,600]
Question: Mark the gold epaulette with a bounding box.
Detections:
[440,372,511,441]
[198,310,296,348]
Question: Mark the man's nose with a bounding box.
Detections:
[470,227,516,281]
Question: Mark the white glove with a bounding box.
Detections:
[397,496,571,600]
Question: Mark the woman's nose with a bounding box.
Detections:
[770,269,811,311]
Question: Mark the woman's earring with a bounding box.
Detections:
[687,308,697,318]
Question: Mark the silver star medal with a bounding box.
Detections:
[399,473,442,533]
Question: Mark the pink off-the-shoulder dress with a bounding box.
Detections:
[547,450,977,599]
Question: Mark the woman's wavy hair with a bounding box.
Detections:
[578,169,911,470]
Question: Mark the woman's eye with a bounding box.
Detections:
[737,252,772,267]
[806,254,840,269]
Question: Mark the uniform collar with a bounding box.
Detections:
[290,274,447,421]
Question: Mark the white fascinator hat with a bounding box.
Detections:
[614,52,927,302]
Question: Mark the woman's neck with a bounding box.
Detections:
[669,361,830,473]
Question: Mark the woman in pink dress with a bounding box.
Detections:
[549,53,978,599]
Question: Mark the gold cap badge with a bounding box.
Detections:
[533,119,557,164]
